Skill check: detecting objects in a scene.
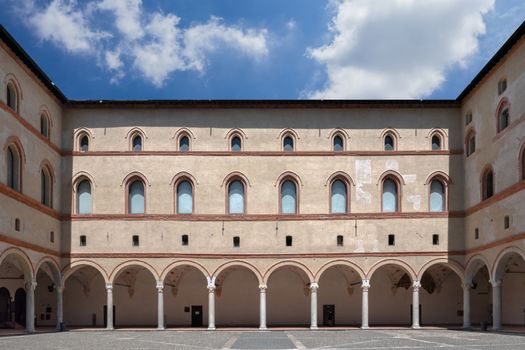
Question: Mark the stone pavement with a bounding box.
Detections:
[1,329,525,349]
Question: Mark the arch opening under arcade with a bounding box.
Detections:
[265,263,313,327]
[162,263,208,328]
[63,264,107,328]
[316,262,364,327]
[464,257,492,328]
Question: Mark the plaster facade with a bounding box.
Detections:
[0,23,524,331]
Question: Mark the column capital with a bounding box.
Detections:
[412,280,421,291]
[489,279,502,287]
[156,281,164,291]
[361,279,370,291]
[461,281,473,290]
[309,282,319,291]
[259,284,267,291]
[25,281,37,292]
[207,283,216,292]
[105,282,113,291]
[55,285,64,293]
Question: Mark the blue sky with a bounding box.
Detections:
[1,0,524,100]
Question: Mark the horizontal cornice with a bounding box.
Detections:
[0,183,61,220]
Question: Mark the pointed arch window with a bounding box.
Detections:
[497,102,510,133]
[429,180,446,212]
[283,135,294,152]
[382,178,399,212]
[280,180,297,214]
[481,168,494,200]
[331,179,347,214]
[384,134,395,151]
[465,130,476,157]
[179,135,190,152]
[77,180,92,214]
[6,83,17,112]
[40,114,50,139]
[6,144,21,192]
[431,134,441,150]
[80,135,89,152]
[132,134,143,152]
[177,180,193,214]
[333,134,344,152]
[230,135,242,152]
[128,180,145,214]
[41,167,52,208]
[228,180,245,214]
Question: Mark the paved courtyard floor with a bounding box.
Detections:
[1,329,525,349]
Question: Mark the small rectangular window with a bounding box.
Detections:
[474,228,479,240]
[80,235,87,246]
[50,231,54,243]
[286,235,293,247]
[14,218,20,232]
[432,234,439,246]
[182,234,189,246]
[504,216,510,229]
[388,234,395,246]
[132,235,140,247]
[337,235,344,246]
[498,79,507,95]
[465,113,472,126]
[233,236,240,248]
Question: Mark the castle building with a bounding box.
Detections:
[0,22,524,331]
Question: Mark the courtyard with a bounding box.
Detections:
[1,329,525,349]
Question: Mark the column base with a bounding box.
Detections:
[360,325,369,330]
[106,327,114,331]
[208,326,216,331]
[157,327,165,331]
[259,326,267,330]
[411,325,421,329]
[310,326,318,330]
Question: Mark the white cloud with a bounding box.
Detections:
[25,0,109,53]
[307,0,495,99]
[18,0,269,87]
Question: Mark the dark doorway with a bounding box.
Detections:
[0,288,10,326]
[103,305,116,328]
[14,288,26,327]
[323,304,335,326]
[191,305,203,327]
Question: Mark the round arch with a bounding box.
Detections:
[212,260,263,285]
[0,247,34,281]
[492,246,525,281]
[263,260,314,285]
[315,259,365,282]
[274,171,304,187]
[221,171,251,188]
[325,171,355,187]
[109,260,160,283]
[416,258,464,281]
[367,259,416,281]
[464,254,491,283]
[34,257,61,285]
[160,260,210,282]
[61,260,110,285]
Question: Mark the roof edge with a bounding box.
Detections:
[457,20,525,101]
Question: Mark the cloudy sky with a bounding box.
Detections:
[2,0,524,99]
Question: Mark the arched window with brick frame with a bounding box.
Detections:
[481,166,495,201]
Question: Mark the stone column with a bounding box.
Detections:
[490,279,502,330]
[259,284,267,330]
[157,281,165,330]
[56,286,64,331]
[462,282,472,329]
[411,280,421,329]
[361,279,370,329]
[207,281,216,330]
[310,283,318,330]
[105,282,114,330]
[25,281,37,333]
